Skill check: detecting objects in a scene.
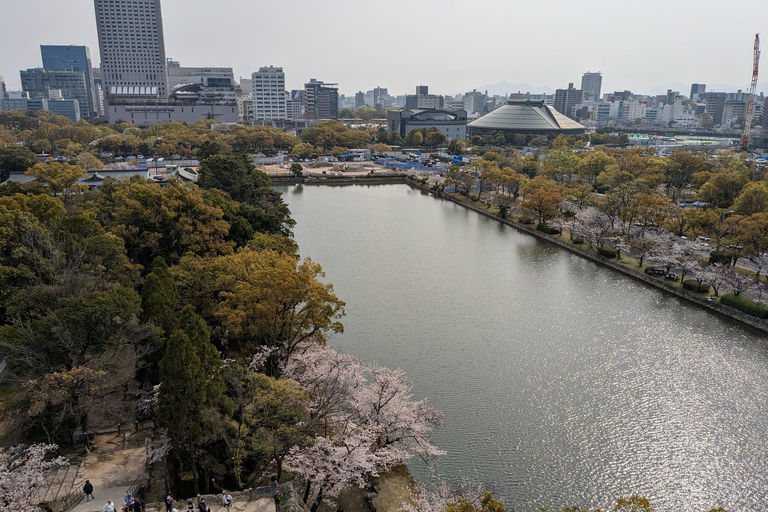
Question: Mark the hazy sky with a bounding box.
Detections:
[2,0,767,97]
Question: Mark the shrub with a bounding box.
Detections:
[644,266,657,275]
[682,279,711,293]
[536,223,561,235]
[598,247,617,259]
[719,293,768,319]
[709,251,729,264]
[571,236,584,245]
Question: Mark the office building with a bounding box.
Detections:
[252,66,287,121]
[416,85,429,95]
[0,77,6,98]
[463,90,487,114]
[690,83,706,102]
[581,72,602,101]
[303,79,338,120]
[288,90,305,121]
[387,108,467,140]
[167,62,235,89]
[355,91,365,108]
[666,89,679,105]
[702,92,726,125]
[40,45,97,118]
[94,0,168,98]
[553,83,583,117]
[20,68,90,121]
[0,96,80,124]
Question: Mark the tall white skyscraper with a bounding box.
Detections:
[252,66,287,121]
[94,0,168,98]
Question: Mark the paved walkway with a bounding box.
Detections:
[69,486,131,512]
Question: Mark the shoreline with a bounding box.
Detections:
[405,180,768,335]
[271,176,767,335]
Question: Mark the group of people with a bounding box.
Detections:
[82,481,144,512]
[83,479,235,512]
[164,492,232,511]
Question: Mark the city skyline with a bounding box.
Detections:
[1,0,767,97]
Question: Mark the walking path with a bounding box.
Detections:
[70,486,132,512]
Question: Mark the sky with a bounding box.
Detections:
[1,0,767,97]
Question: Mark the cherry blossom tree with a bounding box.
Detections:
[570,207,614,252]
[0,444,67,512]
[730,272,757,297]
[699,263,732,297]
[282,345,444,512]
[404,472,490,512]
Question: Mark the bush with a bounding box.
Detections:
[644,266,657,275]
[597,246,617,259]
[682,279,711,293]
[719,293,768,319]
[536,223,561,235]
[571,236,584,245]
[709,251,729,264]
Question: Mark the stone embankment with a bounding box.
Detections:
[406,180,768,335]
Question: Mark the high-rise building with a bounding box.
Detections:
[702,92,726,125]
[20,68,89,121]
[666,89,679,106]
[553,83,582,117]
[580,72,602,101]
[690,83,706,101]
[251,66,287,121]
[416,85,429,95]
[303,79,338,120]
[0,76,6,98]
[40,45,96,118]
[94,0,168,98]
[355,91,365,108]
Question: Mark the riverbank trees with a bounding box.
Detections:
[0,132,445,505]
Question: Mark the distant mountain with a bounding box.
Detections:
[474,82,554,96]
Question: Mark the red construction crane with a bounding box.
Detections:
[741,34,760,151]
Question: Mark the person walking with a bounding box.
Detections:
[83,480,95,502]
[165,494,174,512]
[222,491,233,510]
[198,498,209,512]
[186,500,195,511]
[103,500,116,512]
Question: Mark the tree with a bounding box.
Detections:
[0,145,37,181]
[447,139,466,156]
[25,162,87,200]
[0,444,68,512]
[102,178,234,267]
[733,181,768,216]
[213,249,345,376]
[665,152,709,200]
[578,151,615,184]
[292,143,314,160]
[242,373,312,482]
[423,128,447,148]
[520,177,564,224]
[406,130,424,147]
[197,140,223,161]
[75,152,104,171]
[697,171,748,208]
[613,496,654,512]
[284,345,443,512]
[699,263,732,297]
[290,162,304,178]
[157,306,225,495]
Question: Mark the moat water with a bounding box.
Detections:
[274,184,768,511]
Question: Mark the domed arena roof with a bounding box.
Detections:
[468,100,586,134]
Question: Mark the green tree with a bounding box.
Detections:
[213,249,345,376]
[733,181,768,215]
[447,139,466,155]
[290,162,304,178]
[157,306,225,495]
[0,145,38,181]
[406,129,424,147]
[197,140,223,161]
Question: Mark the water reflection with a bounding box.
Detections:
[274,184,768,511]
